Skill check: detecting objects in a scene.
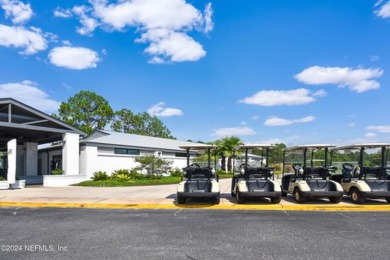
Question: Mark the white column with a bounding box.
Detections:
[7,139,16,185]
[62,133,79,175]
[24,142,38,176]
[79,145,97,178]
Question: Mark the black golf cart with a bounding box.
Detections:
[176,144,220,204]
[281,144,343,203]
[331,143,390,203]
[231,144,282,204]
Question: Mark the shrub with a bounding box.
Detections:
[169,168,183,177]
[92,171,109,181]
[51,169,63,175]
[111,168,143,180]
[216,169,229,176]
[112,173,131,181]
[135,155,172,176]
[0,176,5,181]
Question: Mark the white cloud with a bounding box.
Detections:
[212,126,256,137]
[203,3,214,33]
[0,24,48,54]
[366,125,390,133]
[264,116,315,126]
[365,133,377,138]
[252,115,259,121]
[53,7,72,18]
[138,29,205,63]
[72,5,99,36]
[240,88,323,106]
[60,0,213,63]
[0,0,33,24]
[375,1,390,18]
[147,102,183,117]
[295,66,383,93]
[348,122,355,127]
[48,46,101,70]
[0,81,60,113]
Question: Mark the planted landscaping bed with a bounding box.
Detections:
[76,176,181,187]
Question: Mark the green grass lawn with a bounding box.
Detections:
[77,174,234,187]
[76,176,182,187]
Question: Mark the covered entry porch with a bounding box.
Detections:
[0,98,86,187]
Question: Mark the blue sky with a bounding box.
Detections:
[1,0,390,145]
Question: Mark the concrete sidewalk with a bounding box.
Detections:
[1,179,390,211]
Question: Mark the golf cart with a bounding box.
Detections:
[281,144,343,203]
[176,144,220,204]
[330,143,390,204]
[231,144,282,204]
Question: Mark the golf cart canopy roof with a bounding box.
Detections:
[179,144,216,151]
[240,144,275,149]
[332,143,390,151]
[284,144,335,151]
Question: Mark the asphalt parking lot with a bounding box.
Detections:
[0,207,389,259]
[1,179,389,211]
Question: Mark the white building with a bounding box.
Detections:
[39,130,200,180]
[0,98,209,188]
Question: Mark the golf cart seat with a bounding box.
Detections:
[304,167,331,180]
[244,167,273,179]
[183,166,212,180]
[361,167,382,179]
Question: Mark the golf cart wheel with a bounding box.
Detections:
[329,196,342,204]
[271,197,281,204]
[231,177,237,197]
[385,197,390,203]
[293,188,306,204]
[350,188,366,204]
[213,197,220,205]
[236,191,245,204]
[176,194,186,204]
[281,186,287,197]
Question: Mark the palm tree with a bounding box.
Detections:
[217,136,243,172]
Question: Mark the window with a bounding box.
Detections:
[175,152,187,158]
[114,148,140,155]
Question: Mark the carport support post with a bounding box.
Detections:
[245,148,248,165]
[62,133,79,175]
[186,148,190,167]
[381,146,386,168]
[207,148,211,167]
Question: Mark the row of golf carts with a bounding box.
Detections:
[176,143,390,205]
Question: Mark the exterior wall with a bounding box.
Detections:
[62,133,79,175]
[79,145,195,178]
[43,175,88,187]
[24,142,38,176]
[79,145,98,178]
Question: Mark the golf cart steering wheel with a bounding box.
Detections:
[342,163,354,171]
[292,163,302,171]
[239,163,249,169]
[190,163,200,168]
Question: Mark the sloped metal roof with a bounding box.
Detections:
[83,130,204,152]
[0,98,85,146]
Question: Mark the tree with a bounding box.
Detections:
[56,90,114,135]
[135,155,172,176]
[111,109,175,139]
[269,143,286,164]
[216,136,243,172]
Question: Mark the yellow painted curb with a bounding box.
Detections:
[0,201,390,211]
